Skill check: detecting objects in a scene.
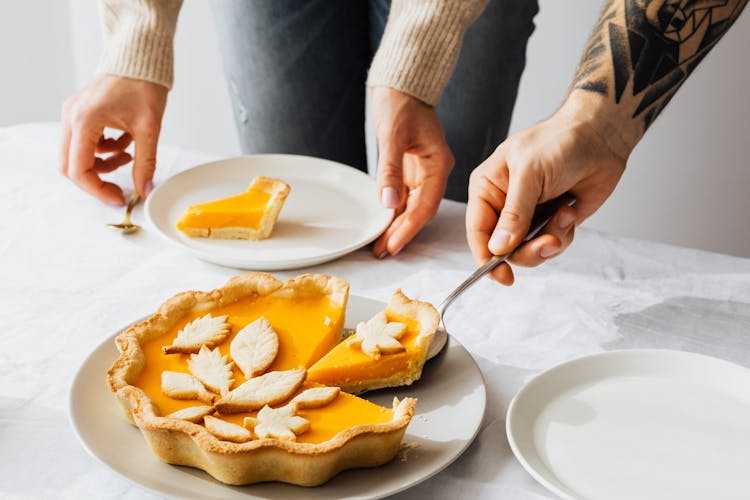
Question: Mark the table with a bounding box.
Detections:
[2,123,750,499]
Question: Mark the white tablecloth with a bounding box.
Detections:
[2,123,750,499]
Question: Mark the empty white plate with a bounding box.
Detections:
[506,349,750,500]
[146,155,393,270]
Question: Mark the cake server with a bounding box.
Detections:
[426,192,577,361]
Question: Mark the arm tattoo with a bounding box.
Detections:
[572,1,618,96]
[573,0,748,129]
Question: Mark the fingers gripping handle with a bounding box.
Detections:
[482,192,577,278]
[522,192,577,244]
[439,192,577,317]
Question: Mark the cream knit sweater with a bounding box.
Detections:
[97,0,488,105]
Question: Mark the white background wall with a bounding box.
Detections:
[2,0,749,257]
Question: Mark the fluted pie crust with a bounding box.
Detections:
[107,273,433,486]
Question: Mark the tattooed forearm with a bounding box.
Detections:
[572,0,748,130]
[572,1,617,96]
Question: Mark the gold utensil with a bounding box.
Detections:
[107,193,142,234]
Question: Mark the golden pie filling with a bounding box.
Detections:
[133,293,397,443]
[308,313,422,387]
[176,188,271,232]
[219,387,394,444]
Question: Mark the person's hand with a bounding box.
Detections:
[60,75,168,205]
[371,86,454,258]
[466,100,629,285]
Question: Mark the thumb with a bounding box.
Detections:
[376,133,407,209]
[132,125,160,198]
[488,168,542,255]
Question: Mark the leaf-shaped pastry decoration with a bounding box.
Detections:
[347,311,407,359]
[204,415,253,443]
[165,405,214,423]
[243,404,309,441]
[290,387,340,409]
[214,369,306,414]
[187,346,234,396]
[230,317,279,378]
[161,371,215,404]
[163,314,230,354]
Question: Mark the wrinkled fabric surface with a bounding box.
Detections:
[2,123,750,499]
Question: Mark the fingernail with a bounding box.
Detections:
[107,200,124,207]
[381,187,399,209]
[144,180,154,198]
[557,211,575,229]
[540,245,560,258]
[377,250,389,259]
[488,229,511,254]
[392,245,404,256]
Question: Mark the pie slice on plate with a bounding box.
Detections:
[176,176,290,240]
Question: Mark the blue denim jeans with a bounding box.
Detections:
[212,0,538,202]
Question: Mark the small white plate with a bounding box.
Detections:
[145,155,393,270]
[506,349,750,500]
[69,295,486,500]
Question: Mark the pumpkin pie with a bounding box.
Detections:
[107,273,436,486]
[176,176,290,240]
[307,289,439,394]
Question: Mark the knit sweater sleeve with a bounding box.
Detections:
[366,0,489,106]
[97,0,183,89]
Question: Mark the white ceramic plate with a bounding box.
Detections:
[69,295,486,500]
[145,155,394,270]
[506,349,750,500]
